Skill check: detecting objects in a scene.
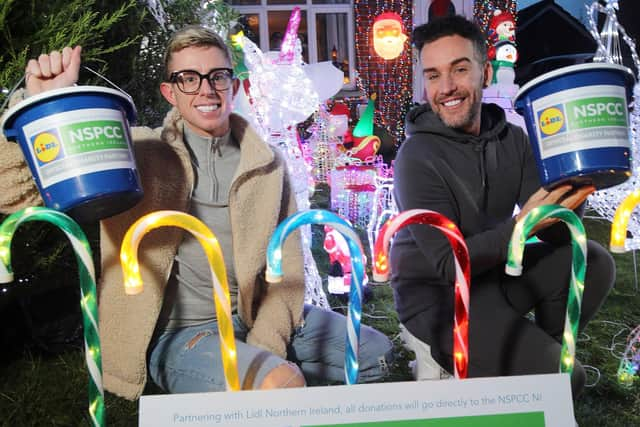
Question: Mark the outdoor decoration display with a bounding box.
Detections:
[266,209,366,385]
[323,225,369,295]
[232,7,347,308]
[372,12,408,60]
[0,207,104,426]
[119,210,240,391]
[586,0,640,250]
[366,167,397,263]
[372,209,470,379]
[354,0,412,142]
[506,205,586,374]
[481,7,524,129]
[607,189,640,386]
[348,94,382,162]
[609,189,640,253]
[330,163,378,230]
[617,325,640,387]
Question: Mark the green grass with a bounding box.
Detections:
[0,193,638,426]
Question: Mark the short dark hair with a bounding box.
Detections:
[412,15,487,63]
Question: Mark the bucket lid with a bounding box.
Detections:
[1,85,137,133]
[514,62,636,105]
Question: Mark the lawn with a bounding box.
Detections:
[0,187,638,426]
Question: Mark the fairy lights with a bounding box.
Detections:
[506,205,586,374]
[353,0,412,143]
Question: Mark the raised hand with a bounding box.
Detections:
[516,184,595,235]
[25,46,82,96]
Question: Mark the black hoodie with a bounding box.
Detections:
[390,102,542,346]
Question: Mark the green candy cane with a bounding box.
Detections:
[506,204,587,374]
[0,207,104,427]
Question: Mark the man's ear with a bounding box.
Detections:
[231,78,241,98]
[160,81,178,106]
[483,61,493,88]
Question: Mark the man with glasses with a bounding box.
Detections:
[0,26,393,400]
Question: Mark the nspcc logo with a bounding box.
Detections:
[538,105,566,137]
[32,130,61,163]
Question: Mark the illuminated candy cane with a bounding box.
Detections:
[120,210,240,391]
[610,189,640,253]
[372,209,470,379]
[0,207,104,427]
[609,190,640,385]
[506,205,586,374]
[266,209,365,385]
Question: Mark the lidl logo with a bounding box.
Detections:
[538,105,566,137]
[33,131,61,163]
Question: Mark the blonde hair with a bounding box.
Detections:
[163,25,233,80]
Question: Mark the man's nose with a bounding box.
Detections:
[199,77,216,94]
[439,74,456,94]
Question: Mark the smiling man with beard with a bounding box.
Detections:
[390,15,615,402]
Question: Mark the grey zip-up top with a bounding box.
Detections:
[390,102,541,326]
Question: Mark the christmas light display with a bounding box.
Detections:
[372,209,470,379]
[266,209,366,385]
[506,205,586,374]
[608,190,640,386]
[617,325,640,387]
[585,0,640,249]
[474,0,517,36]
[354,0,412,143]
[372,12,408,60]
[366,169,397,262]
[610,189,640,253]
[0,207,104,426]
[235,8,343,308]
[120,210,240,391]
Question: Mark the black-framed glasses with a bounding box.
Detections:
[168,68,234,94]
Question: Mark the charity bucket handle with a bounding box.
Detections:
[1,65,133,112]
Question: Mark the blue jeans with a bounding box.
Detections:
[148,304,393,393]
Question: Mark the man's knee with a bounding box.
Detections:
[259,362,306,389]
[587,240,615,288]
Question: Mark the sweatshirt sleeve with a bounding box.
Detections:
[393,138,517,283]
[0,89,43,214]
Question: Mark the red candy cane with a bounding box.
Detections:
[373,209,471,379]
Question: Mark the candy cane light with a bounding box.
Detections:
[120,210,240,391]
[0,207,104,427]
[266,209,365,385]
[506,205,586,374]
[372,209,470,379]
[610,189,640,253]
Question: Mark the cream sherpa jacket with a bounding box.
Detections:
[0,101,305,400]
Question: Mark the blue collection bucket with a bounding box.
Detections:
[1,85,143,221]
[514,63,635,190]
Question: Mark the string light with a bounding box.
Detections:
[119,210,240,391]
[506,205,586,375]
[266,209,366,385]
[353,0,413,143]
[585,1,640,249]
[0,207,104,427]
[372,209,470,379]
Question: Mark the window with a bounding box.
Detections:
[227,0,355,89]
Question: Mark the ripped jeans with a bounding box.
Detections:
[148,304,393,393]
